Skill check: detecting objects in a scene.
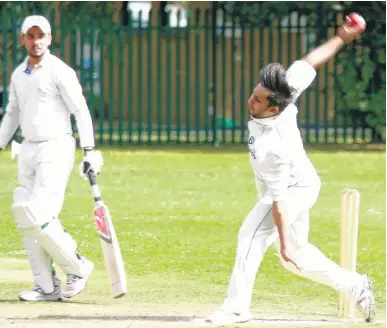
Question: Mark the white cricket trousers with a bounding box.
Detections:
[222,179,361,313]
[13,135,79,293]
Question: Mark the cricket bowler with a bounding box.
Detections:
[205,13,376,325]
[0,15,103,301]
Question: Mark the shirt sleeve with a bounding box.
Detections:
[287,60,317,101]
[260,152,291,202]
[0,78,20,149]
[56,66,95,149]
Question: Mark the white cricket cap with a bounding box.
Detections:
[21,15,51,34]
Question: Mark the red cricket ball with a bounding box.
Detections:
[347,12,366,29]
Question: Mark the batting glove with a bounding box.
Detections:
[79,148,104,179]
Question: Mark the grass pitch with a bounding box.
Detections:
[0,146,385,327]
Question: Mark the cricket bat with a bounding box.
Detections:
[86,168,127,298]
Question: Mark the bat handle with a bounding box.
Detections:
[87,169,97,187]
[86,167,102,202]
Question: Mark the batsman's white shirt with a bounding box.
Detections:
[0,50,94,149]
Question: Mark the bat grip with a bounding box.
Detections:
[87,169,97,187]
[83,160,97,186]
[85,164,102,202]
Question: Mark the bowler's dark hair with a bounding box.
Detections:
[260,62,296,113]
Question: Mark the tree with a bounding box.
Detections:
[0,2,120,119]
[219,1,386,142]
[0,2,119,63]
[335,1,386,142]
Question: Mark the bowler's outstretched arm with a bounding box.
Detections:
[302,15,366,69]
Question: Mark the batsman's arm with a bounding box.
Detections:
[56,66,95,150]
[0,78,20,150]
[302,14,366,69]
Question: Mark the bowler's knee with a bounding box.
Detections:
[13,186,30,204]
[238,225,253,242]
[275,240,317,274]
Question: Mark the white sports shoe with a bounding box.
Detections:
[205,308,253,325]
[63,258,94,298]
[19,275,63,302]
[356,274,376,323]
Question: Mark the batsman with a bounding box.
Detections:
[205,13,376,325]
[0,15,103,301]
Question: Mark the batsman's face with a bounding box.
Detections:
[248,84,279,119]
[20,26,52,59]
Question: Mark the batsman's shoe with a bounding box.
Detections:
[63,258,94,298]
[19,276,63,302]
[356,274,376,323]
[205,308,253,325]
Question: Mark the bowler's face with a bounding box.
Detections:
[248,84,279,119]
[20,26,52,58]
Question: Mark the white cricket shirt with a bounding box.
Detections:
[248,60,320,202]
[0,51,94,149]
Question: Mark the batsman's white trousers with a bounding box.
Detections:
[221,179,361,313]
[13,135,80,293]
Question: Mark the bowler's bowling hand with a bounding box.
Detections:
[337,13,366,43]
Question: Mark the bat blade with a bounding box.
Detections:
[94,203,127,298]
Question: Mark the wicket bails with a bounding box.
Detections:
[339,188,360,317]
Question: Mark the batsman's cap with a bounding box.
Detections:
[21,15,51,35]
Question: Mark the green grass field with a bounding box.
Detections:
[0,146,385,327]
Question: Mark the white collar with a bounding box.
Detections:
[250,114,280,127]
[249,104,298,127]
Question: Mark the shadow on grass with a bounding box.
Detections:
[0,299,98,305]
[21,314,351,325]
[36,314,194,322]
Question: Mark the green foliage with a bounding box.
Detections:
[220,1,386,142]
[336,45,386,142]
[0,1,117,24]
[0,2,119,61]
[57,2,117,25]
[336,48,374,110]
[220,1,343,27]
[367,84,386,140]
